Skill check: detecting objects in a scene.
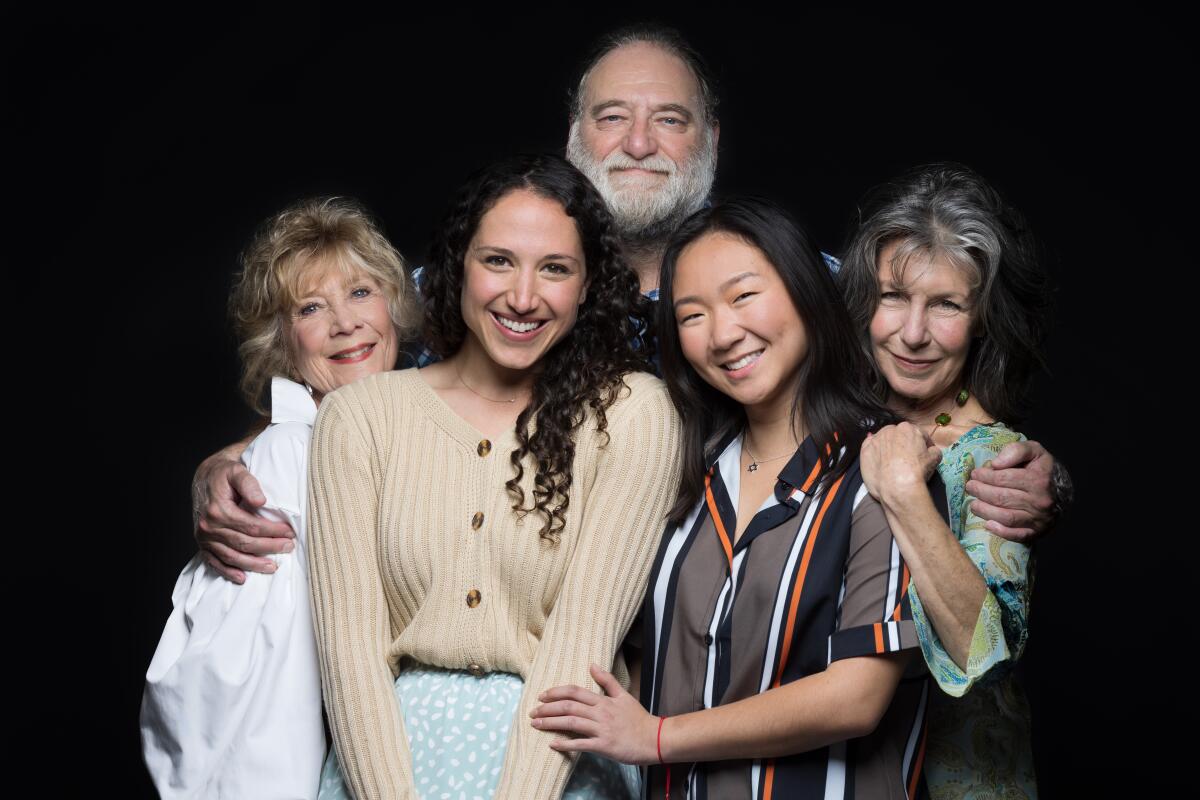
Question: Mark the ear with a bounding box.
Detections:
[711,122,721,163]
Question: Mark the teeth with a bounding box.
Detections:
[724,351,762,371]
[332,345,372,360]
[495,315,541,333]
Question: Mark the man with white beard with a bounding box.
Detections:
[191,23,1066,584]
[565,27,719,295]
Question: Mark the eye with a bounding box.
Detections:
[733,291,756,303]
[297,302,321,317]
[660,116,682,126]
[542,262,571,275]
[934,299,964,312]
[350,286,373,299]
[676,311,703,325]
[878,291,906,304]
[483,254,511,268]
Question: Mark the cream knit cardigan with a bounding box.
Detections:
[307,368,682,799]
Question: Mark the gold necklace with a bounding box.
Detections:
[743,439,795,473]
[453,362,525,404]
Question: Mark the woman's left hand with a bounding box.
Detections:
[530,663,660,766]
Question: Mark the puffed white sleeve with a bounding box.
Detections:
[140,422,326,800]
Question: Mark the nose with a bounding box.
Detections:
[329,300,361,336]
[622,112,658,160]
[899,304,930,350]
[709,306,744,353]
[506,265,539,315]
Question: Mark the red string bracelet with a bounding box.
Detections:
[657,716,670,800]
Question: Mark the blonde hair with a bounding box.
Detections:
[229,196,419,415]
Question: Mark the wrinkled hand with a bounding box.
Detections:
[193,449,294,583]
[965,440,1057,544]
[860,423,942,504]
[530,664,659,766]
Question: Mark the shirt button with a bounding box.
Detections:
[467,663,485,677]
[477,439,492,457]
[471,512,484,530]
[466,589,482,608]
[703,633,714,646]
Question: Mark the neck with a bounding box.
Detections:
[621,240,666,294]
[448,336,537,400]
[887,382,990,437]
[743,400,805,459]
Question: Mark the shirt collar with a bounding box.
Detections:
[704,429,825,502]
[270,376,318,426]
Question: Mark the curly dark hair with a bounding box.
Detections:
[423,154,652,541]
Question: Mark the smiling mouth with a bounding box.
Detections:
[491,312,546,334]
[330,343,375,362]
[890,352,937,370]
[722,350,763,371]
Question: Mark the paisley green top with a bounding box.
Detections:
[910,424,1037,799]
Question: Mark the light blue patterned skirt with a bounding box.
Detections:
[318,665,639,800]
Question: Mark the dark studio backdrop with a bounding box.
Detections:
[33,4,1191,795]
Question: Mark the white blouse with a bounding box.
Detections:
[141,378,325,799]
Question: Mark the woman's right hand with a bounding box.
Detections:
[860,423,942,505]
[192,444,294,583]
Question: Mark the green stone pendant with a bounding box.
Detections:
[935,412,952,426]
[956,388,970,406]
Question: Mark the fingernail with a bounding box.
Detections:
[531,719,541,727]
[264,562,277,573]
[283,541,295,553]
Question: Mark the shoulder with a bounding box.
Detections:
[243,421,310,472]
[605,371,677,427]
[318,368,422,422]
[943,423,1026,469]
[242,422,312,513]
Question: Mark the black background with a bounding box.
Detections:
[26,4,1192,795]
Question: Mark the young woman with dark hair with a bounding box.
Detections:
[531,198,928,800]
[307,154,681,800]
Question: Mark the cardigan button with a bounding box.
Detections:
[703,633,714,646]
[466,589,482,608]
[467,663,485,677]
[471,512,484,530]
[477,439,492,457]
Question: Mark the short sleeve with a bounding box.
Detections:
[911,427,1034,697]
[829,484,922,662]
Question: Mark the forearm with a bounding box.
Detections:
[660,654,908,763]
[877,480,985,669]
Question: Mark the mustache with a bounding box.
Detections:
[600,152,677,174]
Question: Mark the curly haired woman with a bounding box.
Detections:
[309,154,682,800]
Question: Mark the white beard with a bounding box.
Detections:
[567,120,716,245]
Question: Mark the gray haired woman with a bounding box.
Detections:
[849,163,1052,798]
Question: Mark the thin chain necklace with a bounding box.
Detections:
[743,438,796,473]
[453,362,526,404]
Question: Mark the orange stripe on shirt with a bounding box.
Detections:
[771,475,845,688]
[763,476,846,800]
[907,715,928,798]
[892,563,910,622]
[705,472,734,570]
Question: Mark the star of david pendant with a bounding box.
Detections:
[747,462,758,472]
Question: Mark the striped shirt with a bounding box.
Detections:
[640,432,929,800]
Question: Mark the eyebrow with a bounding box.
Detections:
[673,270,758,308]
[588,100,695,123]
[474,245,581,266]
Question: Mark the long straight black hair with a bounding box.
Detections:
[657,198,897,525]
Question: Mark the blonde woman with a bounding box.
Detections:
[141,197,419,799]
